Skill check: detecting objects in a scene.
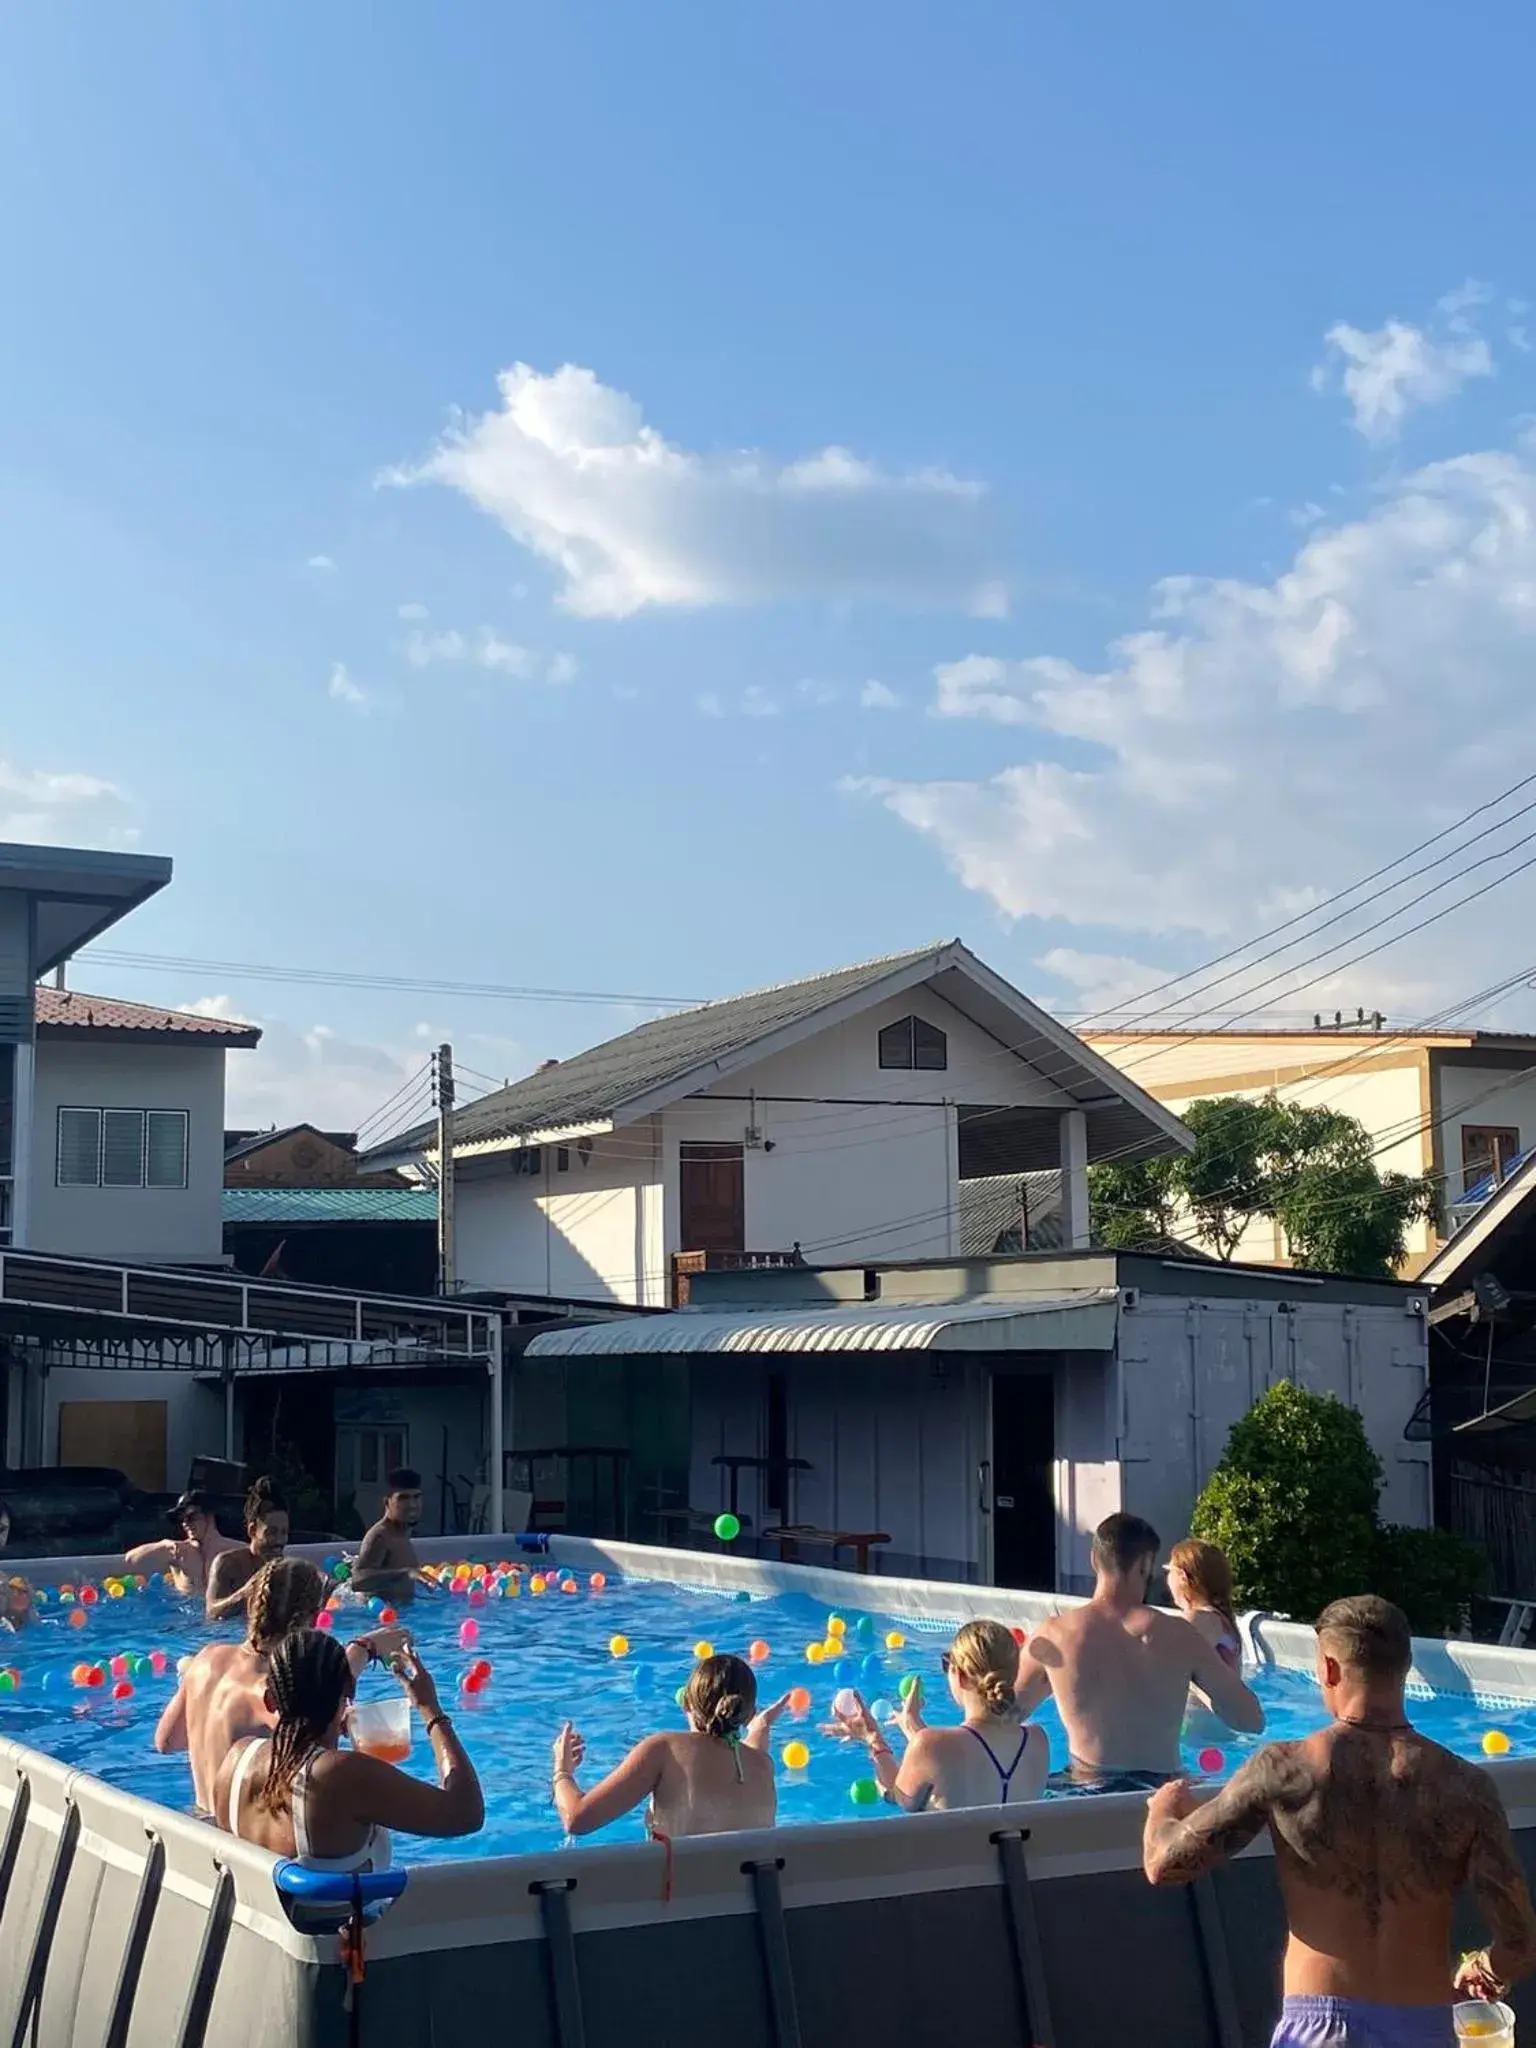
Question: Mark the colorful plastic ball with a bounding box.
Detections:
[468,1588,488,1608]
[112,1680,134,1702]
[609,1635,630,1658]
[821,1639,842,1660]
[176,1655,193,1679]
[461,1669,487,1696]
[898,1673,920,1700]
[713,1512,741,1543]
[861,1654,883,1687]
[79,1585,98,1606]
[674,1684,689,1710]
[805,1643,826,1666]
[530,1575,547,1594]
[555,1579,575,1595]
[833,1660,856,1690]
[832,1687,860,1718]
[470,1659,492,1682]
[315,1611,335,1632]
[826,1616,846,1638]
[110,1654,129,1679]
[1197,1747,1226,1775]
[458,1620,481,1650]
[748,1640,771,1663]
[1483,1729,1513,1757]
[379,1607,399,1625]
[71,1663,91,1687]
[732,1589,752,1604]
[590,1573,607,1590]
[869,1697,893,1723]
[85,1665,105,1688]
[0,1670,15,1693]
[788,1686,812,1714]
[69,1608,88,1630]
[632,1663,655,1696]
[1010,1626,1028,1647]
[694,1640,715,1661]
[854,1616,875,1645]
[885,1631,905,1651]
[148,1650,168,1675]
[368,1598,385,1616]
[849,1777,880,1807]
[781,1740,811,1772]
[106,1579,125,1600]
[333,1562,351,1583]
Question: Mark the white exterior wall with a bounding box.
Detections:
[1437,1060,1536,1200]
[1054,1357,1121,1589]
[454,1124,664,1304]
[26,1039,227,1263]
[36,1364,223,1488]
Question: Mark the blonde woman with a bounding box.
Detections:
[837,1619,1049,1812]
[1167,1539,1243,1671]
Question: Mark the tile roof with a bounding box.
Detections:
[223,1186,437,1225]
[369,943,951,1159]
[35,988,261,1046]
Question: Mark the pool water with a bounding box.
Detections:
[3,1568,1533,1864]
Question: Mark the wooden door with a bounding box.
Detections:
[679,1143,745,1252]
[58,1400,168,1491]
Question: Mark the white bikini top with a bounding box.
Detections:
[229,1738,392,1874]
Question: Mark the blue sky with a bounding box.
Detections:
[4,3,1536,1126]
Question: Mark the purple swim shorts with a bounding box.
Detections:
[1271,1997,1455,2048]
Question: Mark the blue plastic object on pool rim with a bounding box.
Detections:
[273,1860,408,1924]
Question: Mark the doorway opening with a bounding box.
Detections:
[989,1371,1056,1591]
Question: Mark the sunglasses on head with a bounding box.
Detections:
[940,1652,953,1675]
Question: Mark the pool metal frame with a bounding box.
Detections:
[5,1536,1536,2048]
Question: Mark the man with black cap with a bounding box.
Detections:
[125,1490,243,1600]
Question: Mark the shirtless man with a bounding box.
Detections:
[1143,1595,1536,2046]
[350,1468,433,1605]
[204,1476,290,1620]
[153,1556,403,1815]
[125,1490,243,1601]
[1017,1512,1264,1785]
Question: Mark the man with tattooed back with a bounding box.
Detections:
[1143,1596,1536,2046]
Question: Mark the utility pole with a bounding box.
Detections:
[435,1041,456,1295]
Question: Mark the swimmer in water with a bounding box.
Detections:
[204,1476,291,1620]
[1167,1538,1243,1671]
[154,1557,405,1817]
[0,1496,32,1632]
[349,1469,435,1606]
[215,1630,482,1867]
[553,1653,790,1841]
[125,1490,243,1601]
[834,1618,1049,1812]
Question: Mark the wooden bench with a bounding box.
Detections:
[761,1525,891,1574]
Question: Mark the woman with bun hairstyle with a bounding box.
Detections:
[205,1476,291,1620]
[836,1618,1049,1811]
[552,1653,791,1840]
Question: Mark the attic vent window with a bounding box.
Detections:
[878,1016,947,1072]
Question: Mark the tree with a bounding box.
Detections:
[1089,1091,1436,1278]
[1192,1380,1485,1631]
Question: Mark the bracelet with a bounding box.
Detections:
[869,1741,893,1759]
[424,1713,451,1739]
[552,1769,576,1785]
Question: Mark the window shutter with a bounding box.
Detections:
[102,1109,146,1187]
[912,1018,948,1070]
[57,1108,101,1187]
[145,1111,188,1189]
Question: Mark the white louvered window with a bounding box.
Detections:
[145,1110,188,1188]
[57,1108,102,1186]
[56,1106,190,1189]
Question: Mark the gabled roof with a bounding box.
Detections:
[362,940,1192,1169]
[1420,1147,1536,1291]
[224,1123,355,1163]
[36,987,260,1047]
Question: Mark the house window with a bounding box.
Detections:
[511,1147,544,1178]
[56,1107,189,1190]
[1462,1125,1521,1194]
[556,1147,570,1173]
[877,1015,948,1071]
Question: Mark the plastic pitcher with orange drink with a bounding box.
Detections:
[348,1694,412,1764]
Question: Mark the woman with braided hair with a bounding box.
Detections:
[155,1557,406,1818]
[214,1631,482,1865]
[552,1652,788,1841]
[832,1617,1049,1811]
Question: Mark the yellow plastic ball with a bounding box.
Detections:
[821,1639,842,1658]
[1483,1729,1513,1757]
[805,1642,826,1665]
[826,1615,846,1637]
[885,1631,906,1651]
[782,1740,811,1772]
[694,1640,714,1661]
[609,1635,630,1658]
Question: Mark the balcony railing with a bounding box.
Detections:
[670,1246,804,1308]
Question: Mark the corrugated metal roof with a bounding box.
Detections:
[222,1186,438,1225]
[524,1288,1119,1357]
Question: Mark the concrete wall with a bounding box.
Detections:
[1054,1354,1121,1589]
[26,1038,227,1263]
[1437,1056,1536,1199]
[33,1363,224,1489]
[454,1124,664,1305]
[331,1378,486,1538]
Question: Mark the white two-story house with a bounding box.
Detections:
[365,941,1191,1305]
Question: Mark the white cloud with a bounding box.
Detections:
[860,679,901,711]
[385,362,1001,619]
[0,756,137,847]
[741,685,782,718]
[404,625,559,682]
[476,632,534,678]
[1312,295,1494,443]
[852,442,1536,1016]
[695,691,726,718]
[545,652,579,686]
[397,602,429,620]
[1034,948,1173,1015]
[327,662,371,710]
[306,554,336,573]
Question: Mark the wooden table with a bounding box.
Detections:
[761,1525,891,1574]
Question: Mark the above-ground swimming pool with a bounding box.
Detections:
[4,1556,1535,1859]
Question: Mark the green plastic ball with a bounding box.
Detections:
[849,1777,880,1807]
[898,1673,919,1700]
[713,1512,741,1543]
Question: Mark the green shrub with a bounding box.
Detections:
[1372,1524,1488,1637]
[1191,1381,1382,1620]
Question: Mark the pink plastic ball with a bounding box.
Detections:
[458,1619,480,1649]
[1197,1747,1226,1775]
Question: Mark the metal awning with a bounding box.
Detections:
[1456,1386,1536,1438]
[524,1288,1119,1358]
